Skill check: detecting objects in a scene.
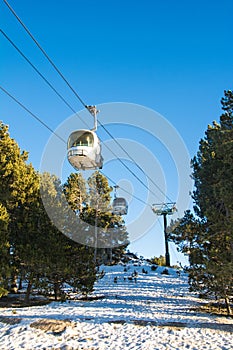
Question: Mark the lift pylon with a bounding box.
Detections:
[151,203,177,267]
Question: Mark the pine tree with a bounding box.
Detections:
[87,171,112,211]
[39,172,96,299]
[79,171,129,265]
[0,203,10,297]
[63,172,87,213]
[0,121,30,207]
[0,121,40,294]
[0,121,97,300]
[169,90,233,314]
[10,169,42,300]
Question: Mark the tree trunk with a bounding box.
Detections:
[25,279,33,304]
[224,296,232,316]
[2,273,9,291]
[10,274,18,294]
[94,214,98,265]
[108,248,112,264]
[54,281,60,301]
[18,275,23,290]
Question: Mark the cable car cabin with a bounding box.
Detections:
[112,197,128,215]
[67,129,103,170]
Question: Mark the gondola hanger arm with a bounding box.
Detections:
[86,105,99,131]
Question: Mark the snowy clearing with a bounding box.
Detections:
[0,261,232,349]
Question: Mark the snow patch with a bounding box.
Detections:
[0,260,232,349]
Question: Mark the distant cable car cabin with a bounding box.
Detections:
[112,185,128,215]
[67,106,103,171]
[112,197,128,215]
[112,197,128,216]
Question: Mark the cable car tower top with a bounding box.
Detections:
[151,202,177,216]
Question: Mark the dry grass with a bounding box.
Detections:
[0,316,22,325]
[0,294,51,308]
[30,319,73,334]
[191,302,233,318]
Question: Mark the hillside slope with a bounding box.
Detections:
[0,259,232,349]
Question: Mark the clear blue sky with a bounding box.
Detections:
[1,0,233,265]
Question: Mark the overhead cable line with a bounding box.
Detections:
[0,85,152,209]
[99,171,151,207]
[3,0,174,204]
[100,124,174,203]
[1,30,161,202]
[0,29,77,116]
[3,0,87,109]
[0,85,65,143]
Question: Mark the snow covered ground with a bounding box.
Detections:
[0,260,232,349]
